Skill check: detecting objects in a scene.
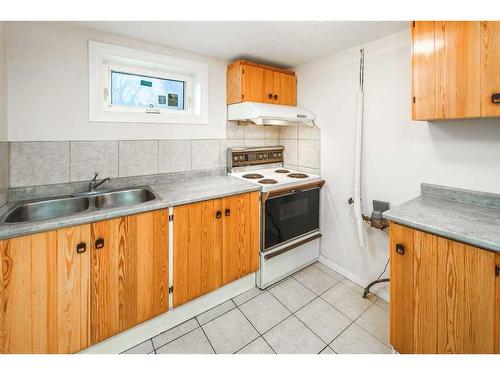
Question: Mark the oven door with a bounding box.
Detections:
[262,181,323,252]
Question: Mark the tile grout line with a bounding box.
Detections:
[199,324,217,354]
[148,320,201,353]
[264,290,328,352]
[235,304,277,354]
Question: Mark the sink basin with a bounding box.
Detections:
[4,197,90,223]
[94,188,156,210]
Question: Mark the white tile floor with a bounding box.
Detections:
[122,262,392,354]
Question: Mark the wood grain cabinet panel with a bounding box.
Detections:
[0,225,91,354]
[277,72,297,106]
[480,21,500,116]
[434,21,481,119]
[226,60,297,106]
[389,223,415,354]
[173,199,223,307]
[222,192,260,285]
[412,21,500,120]
[390,222,500,354]
[412,21,436,120]
[90,209,168,344]
[173,192,259,307]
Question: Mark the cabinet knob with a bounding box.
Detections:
[268,93,273,99]
[395,243,405,255]
[225,208,231,217]
[273,94,278,100]
[76,242,87,254]
[492,93,500,104]
[216,210,222,219]
[95,238,105,249]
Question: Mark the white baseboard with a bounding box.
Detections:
[318,255,390,303]
[81,273,256,354]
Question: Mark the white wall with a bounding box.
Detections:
[6,22,228,141]
[0,22,7,141]
[296,29,500,285]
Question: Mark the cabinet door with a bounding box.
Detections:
[222,192,260,285]
[0,225,90,354]
[173,199,223,307]
[263,69,275,103]
[277,72,297,106]
[412,21,436,120]
[434,21,481,119]
[241,65,265,103]
[389,223,415,354]
[480,21,500,117]
[413,231,497,354]
[90,209,168,343]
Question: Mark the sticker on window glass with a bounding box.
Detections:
[158,95,166,105]
[140,80,152,87]
[168,94,179,107]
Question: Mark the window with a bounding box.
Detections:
[110,71,185,111]
[89,41,209,124]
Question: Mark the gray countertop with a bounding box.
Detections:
[383,183,500,252]
[0,175,260,240]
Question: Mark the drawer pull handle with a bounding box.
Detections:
[216,210,222,219]
[492,93,500,104]
[225,208,231,217]
[268,93,273,99]
[273,94,278,100]
[95,238,105,249]
[76,242,86,254]
[395,243,405,255]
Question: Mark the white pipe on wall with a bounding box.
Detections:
[353,49,365,248]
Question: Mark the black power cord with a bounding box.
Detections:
[362,257,390,298]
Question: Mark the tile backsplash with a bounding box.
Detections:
[6,123,321,189]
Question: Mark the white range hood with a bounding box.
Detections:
[227,102,315,126]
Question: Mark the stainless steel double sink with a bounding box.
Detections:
[3,187,157,224]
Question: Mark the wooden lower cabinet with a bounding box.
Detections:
[173,192,259,307]
[90,209,169,344]
[0,225,91,354]
[390,222,500,354]
[0,208,169,353]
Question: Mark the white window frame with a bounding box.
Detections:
[88,41,209,124]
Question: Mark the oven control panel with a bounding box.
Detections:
[228,146,284,168]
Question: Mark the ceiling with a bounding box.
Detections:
[74,21,409,68]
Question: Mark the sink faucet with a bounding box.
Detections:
[89,172,111,192]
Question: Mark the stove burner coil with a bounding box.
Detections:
[287,173,309,178]
[242,173,264,179]
[258,179,278,184]
[274,169,290,173]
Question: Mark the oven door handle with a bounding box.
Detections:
[261,180,325,202]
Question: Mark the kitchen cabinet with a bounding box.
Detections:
[390,222,500,354]
[0,225,91,354]
[90,209,169,344]
[411,21,500,121]
[173,192,259,307]
[481,21,500,117]
[226,60,297,106]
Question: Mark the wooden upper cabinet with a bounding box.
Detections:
[90,209,168,344]
[226,60,297,106]
[390,223,500,354]
[412,21,436,120]
[434,21,481,119]
[412,21,500,121]
[0,225,91,354]
[480,21,500,117]
[173,192,260,307]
